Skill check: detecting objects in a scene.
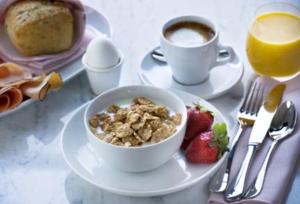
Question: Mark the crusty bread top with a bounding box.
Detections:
[5,0,73,27]
[4,0,74,56]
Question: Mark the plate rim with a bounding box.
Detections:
[61,89,231,197]
[0,5,111,118]
[138,45,244,100]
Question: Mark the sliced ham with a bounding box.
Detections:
[0,94,10,112]
[0,63,32,85]
[19,72,63,100]
[0,62,63,112]
[0,86,23,112]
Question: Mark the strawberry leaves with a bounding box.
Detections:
[193,102,214,117]
[210,123,229,159]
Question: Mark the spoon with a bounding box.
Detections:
[151,47,230,63]
[243,100,297,199]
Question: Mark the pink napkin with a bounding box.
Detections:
[0,0,92,74]
[208,75,300,204]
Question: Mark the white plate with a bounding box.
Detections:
[138,46,244,100]
[0,5,111,118]
[61,89,230,198]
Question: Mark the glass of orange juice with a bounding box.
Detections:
[246,3,300,79]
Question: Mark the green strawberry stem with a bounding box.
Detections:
[210,123,229,159]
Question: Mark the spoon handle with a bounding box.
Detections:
[225,144,257,201]
[243,140,278,199]
[209,124,244,192]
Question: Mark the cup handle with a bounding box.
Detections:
[213,45,234,68]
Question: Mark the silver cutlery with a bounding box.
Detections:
[243,100,297,199]
[209,81,264,193]
[151,47,230,64]
[225,83,286,202]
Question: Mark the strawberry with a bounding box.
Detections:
[180,138,192,150]
[185,123,228,163]
[181,103,214,150]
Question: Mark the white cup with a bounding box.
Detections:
[160,15,234,85]
[82,53,123,95]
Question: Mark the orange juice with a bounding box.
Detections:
[247,12,300,77]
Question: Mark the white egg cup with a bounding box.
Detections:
[82,52,123,95]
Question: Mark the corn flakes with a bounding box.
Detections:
[88,97,182,147]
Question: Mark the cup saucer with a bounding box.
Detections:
[61,89,230,199]
[138,46,244,100]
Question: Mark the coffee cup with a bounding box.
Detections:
[160,15,233,85]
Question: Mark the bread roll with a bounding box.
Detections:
[4,0,74,56]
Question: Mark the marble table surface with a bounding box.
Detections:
[1,0,300,203]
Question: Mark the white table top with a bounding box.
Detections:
[1,0,300,203]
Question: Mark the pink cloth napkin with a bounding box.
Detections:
[0,0,92,74]
[208,75,300,204]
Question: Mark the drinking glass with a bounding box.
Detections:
[246,2,300,80]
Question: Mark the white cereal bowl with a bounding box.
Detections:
[84,85,187,172]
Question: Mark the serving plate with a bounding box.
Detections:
[0,5,111,118]
[61,89,231,200]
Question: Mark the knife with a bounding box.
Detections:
[225,83,286,202]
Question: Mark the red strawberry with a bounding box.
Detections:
[185,123,228,164]
[181,104,214,150]
[180,138,192,150]
[185,104,214,139]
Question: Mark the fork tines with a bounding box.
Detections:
[240,81,264,116]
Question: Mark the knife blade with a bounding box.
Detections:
[225,83,286,201]
[248,84,286,144]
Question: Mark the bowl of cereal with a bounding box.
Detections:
[84,85,187,172]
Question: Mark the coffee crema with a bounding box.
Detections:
[164,21,215,46]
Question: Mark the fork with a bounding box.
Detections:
[209,80,264,193]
